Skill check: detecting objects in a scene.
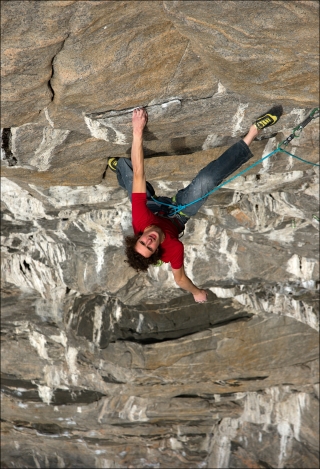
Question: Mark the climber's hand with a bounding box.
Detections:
[193,289,208,303]
[132,108,148,136]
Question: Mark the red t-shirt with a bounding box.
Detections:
[132,193,184,269]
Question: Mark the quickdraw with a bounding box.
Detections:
[279,107,319,147]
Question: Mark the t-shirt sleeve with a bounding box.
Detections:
[131,193,155,234]
[169,240,184,269]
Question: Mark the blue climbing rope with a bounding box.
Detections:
[152,107,320,216]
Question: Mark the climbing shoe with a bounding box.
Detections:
[254,105,283,130]
[108,157,118,172]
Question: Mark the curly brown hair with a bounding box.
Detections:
[124,232,163,272]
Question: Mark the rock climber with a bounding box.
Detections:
[108,105,283,303]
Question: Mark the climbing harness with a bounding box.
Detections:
[151,107,320,216]
[146,196,185,236]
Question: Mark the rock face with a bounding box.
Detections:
[1,1,319,468]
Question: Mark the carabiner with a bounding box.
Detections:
[310,107,319,120]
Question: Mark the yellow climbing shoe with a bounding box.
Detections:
[254,105,283,130]
[108,157,118,172]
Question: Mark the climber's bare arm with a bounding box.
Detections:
[172,265,208,303]
[132,108,148,194]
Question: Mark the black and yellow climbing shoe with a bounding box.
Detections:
[108,157,118,172]
[254,105,283,130]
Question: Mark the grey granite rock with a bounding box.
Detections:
[1,1,319,468]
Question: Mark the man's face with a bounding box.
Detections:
[135,226,161,258]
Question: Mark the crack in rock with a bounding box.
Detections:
[48,34,70,103]
[1,128,17,166]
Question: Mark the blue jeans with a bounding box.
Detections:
[116,139,253,225]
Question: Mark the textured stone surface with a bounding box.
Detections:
[1,0,75,127]
[1,130,319,466]
[2,0,318,130]
[1,1,319,468]
[1,284,319,468]
[163,0,319,106]
[1,124,110,186]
